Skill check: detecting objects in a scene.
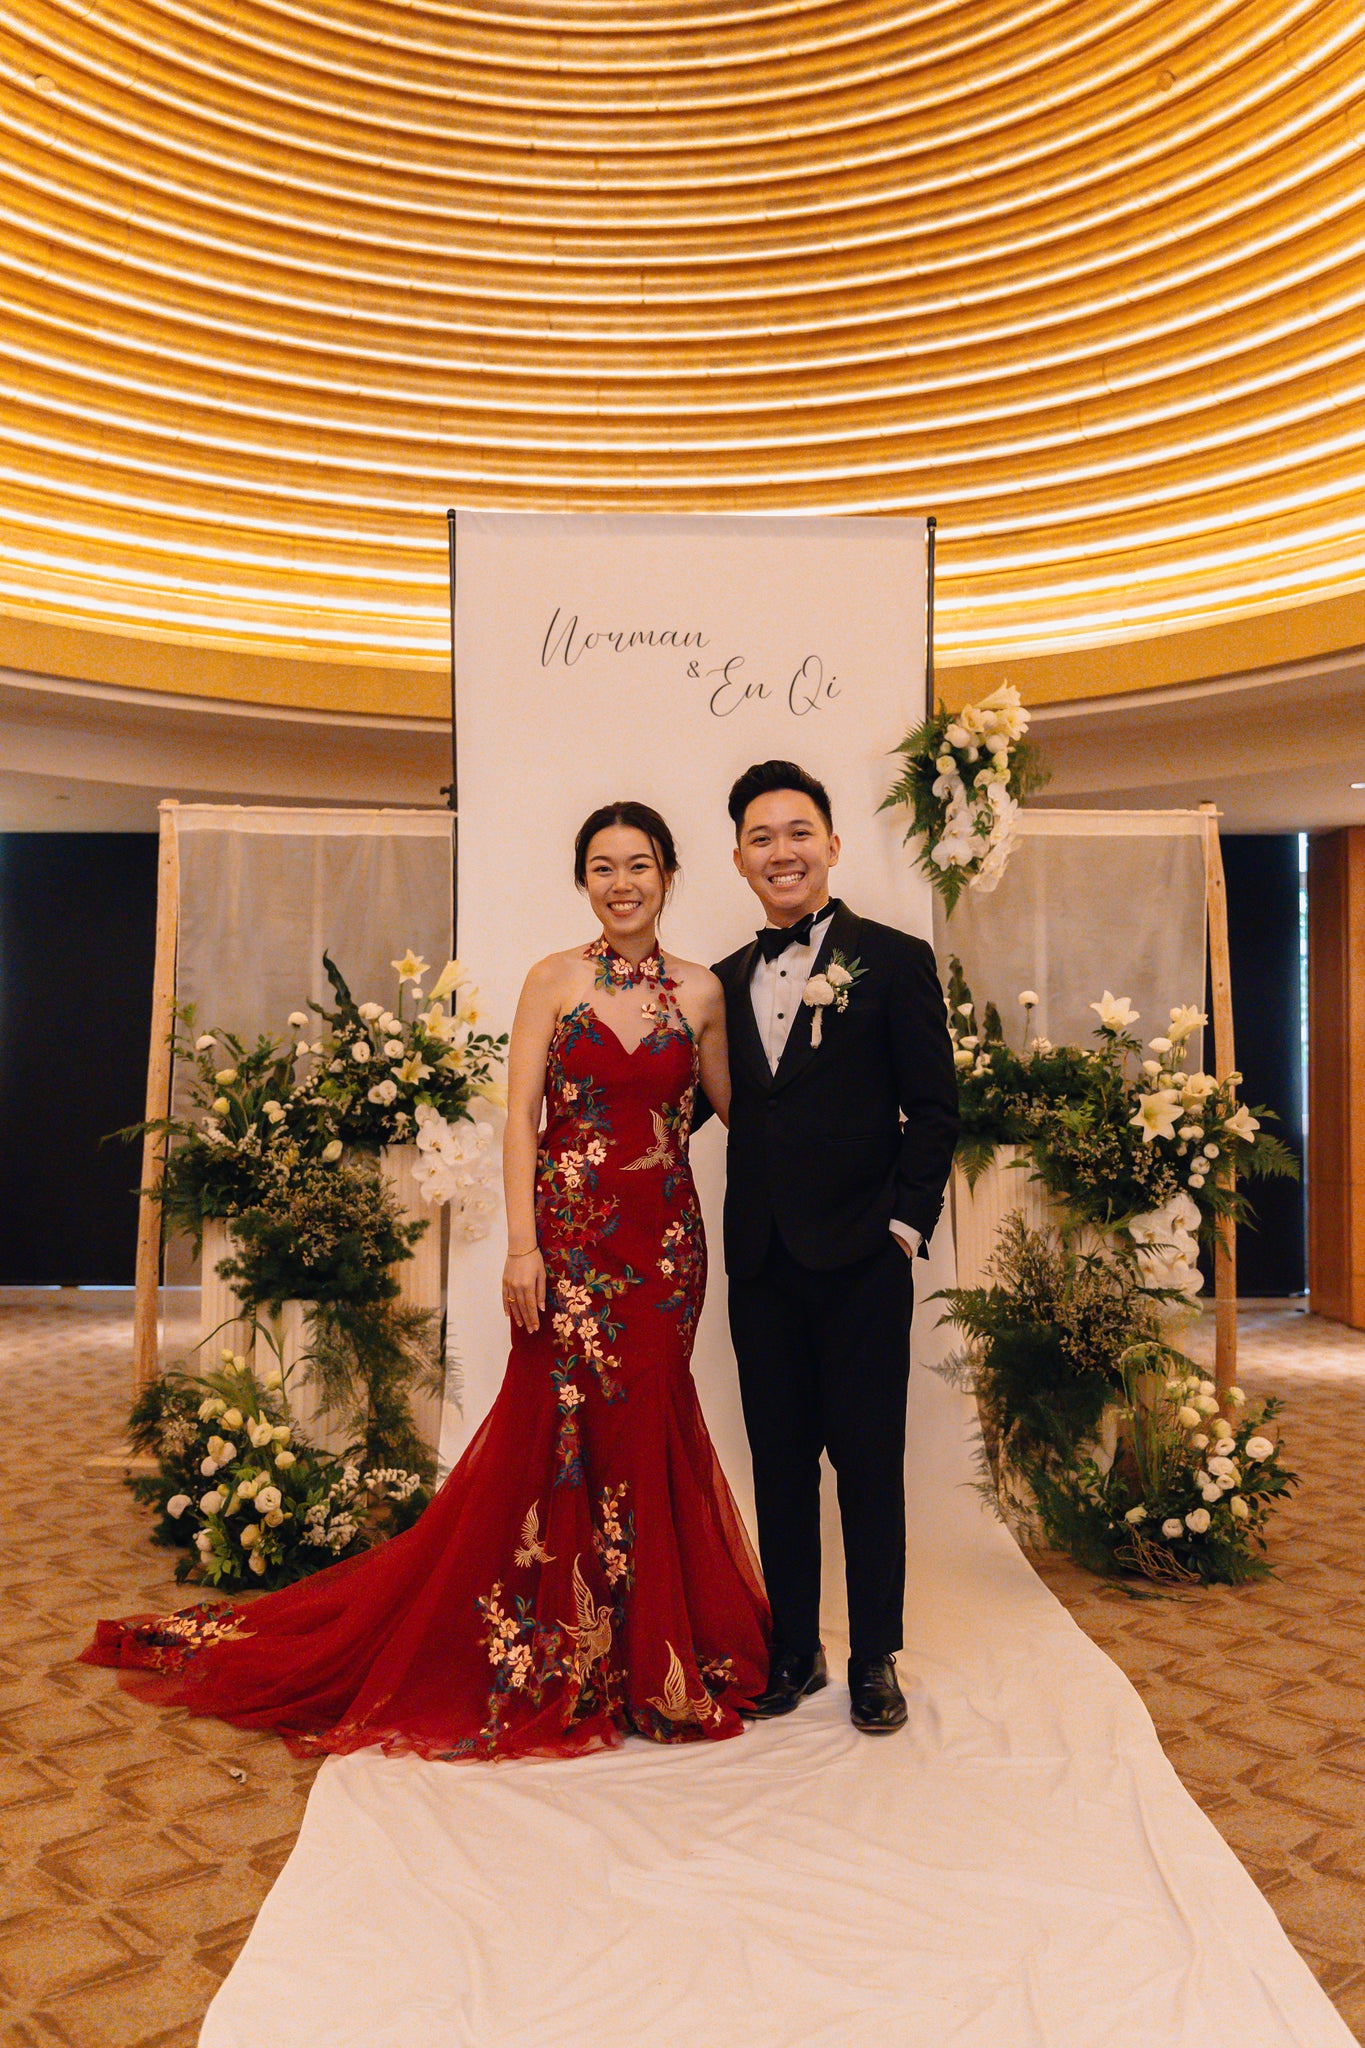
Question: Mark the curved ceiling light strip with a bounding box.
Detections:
[0,0,1361,691]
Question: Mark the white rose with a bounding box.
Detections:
[1226,1385,1246,1406]
[240,1522,261,1548]
[255,1485,283,1514]
[199,1456,219,1477]
[1161,1518,1184,1539]
[1189,1433,1209,1450]
[237,1475,259,1499]
[264,1508,285,1528]
[1193,1395,1219,1416]
[825,962,853,988]
[954,1048,975,1069]
[1207,1455,1238,1479]
[274,1449,296,1470]
[1184,1508,1211,1534]
[1203,1143,1220,1160]
[945,722,970,748]
[165,1493,192,1518]
[1018,989,1038,1007]
[288,1010,309,1027]
[200,1488,226,1515]
[272,1425,291,1445]
[1149,1036,1173,1053]
[262,1099,286,1124]
[1199,1485,1222,1505]
[804,974,835,1007]
[384,1037,405,1057]
[1123,1505,1147,1525]
[221,1408,243,1430]
[350,1040,372,1063]
[213,1066,238,1085]
[211,1095,230,1116]
[262,1368,284,1391]
[1245,1436,1275,1462]
[195,1530,214,1552]
[1176,1405,1201,1429]
[248,1550,267,1575]
[358,1000,383,1020]
[1229,1496,1250,1521]
[321,1139,343,1162]
[195,1033,217,1051]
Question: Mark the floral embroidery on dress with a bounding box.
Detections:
[547,1248,640,1403]
[123,1603,254,1675]
[475,1581,570,1745]
[592,1482,634,1599]
[657,1202,705,1338]
[585,936,677,995]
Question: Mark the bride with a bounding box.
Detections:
[83,801,771,1759]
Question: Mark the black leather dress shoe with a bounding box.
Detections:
[741,1646,829,1719]
[848,1654,908,1734]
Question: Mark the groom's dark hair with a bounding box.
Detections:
[727,760,833,837]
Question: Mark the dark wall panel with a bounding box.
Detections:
[1221,834,1307,1297]
[0,834,158,1284]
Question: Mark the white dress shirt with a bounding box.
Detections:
[748,903,921,1257]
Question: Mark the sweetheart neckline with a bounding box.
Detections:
[556,999,695,1061]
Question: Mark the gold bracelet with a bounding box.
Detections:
[506,1246,539,1258]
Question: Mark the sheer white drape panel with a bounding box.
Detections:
[170,806,453,1113]
[935,811,1209,1066]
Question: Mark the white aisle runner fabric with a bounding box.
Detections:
[200,1353,1351,2048]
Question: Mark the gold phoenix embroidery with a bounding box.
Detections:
[513,1502,555,1570]
[646,1643,721,1727]
[559,1554,613,1681]
[622,1109,676,1174]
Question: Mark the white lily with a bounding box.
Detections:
[1090,991,1139,1033]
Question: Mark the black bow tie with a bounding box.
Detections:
[756,913,821,963]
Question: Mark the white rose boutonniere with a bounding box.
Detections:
[803,950,865,1047]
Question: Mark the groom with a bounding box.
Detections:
[712,760,958,1733]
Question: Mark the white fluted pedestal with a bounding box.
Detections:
[198,1218,254,1365]
[381,1142,446,1455]
[269,1300,352,1457]
[951,1146,1061,1288]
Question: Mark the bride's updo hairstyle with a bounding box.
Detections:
[573,801,679,893]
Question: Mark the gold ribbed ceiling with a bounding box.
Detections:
[2,0,1364,693]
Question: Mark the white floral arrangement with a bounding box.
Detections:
[947,961,1299,1256]
[412,1098,502,1242]
[882,684,1048,912]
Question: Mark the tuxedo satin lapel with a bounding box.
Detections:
[729,941,773,1089]
[771,902,861,1094]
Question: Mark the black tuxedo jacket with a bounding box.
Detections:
[709,900,959,1278]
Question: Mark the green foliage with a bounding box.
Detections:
[216,1152,426,1310]
[127,1333,432,1590]
[946,959,1299,1248]
[936,1219,1297,1587]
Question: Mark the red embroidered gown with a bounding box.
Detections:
[82,981,770,1759]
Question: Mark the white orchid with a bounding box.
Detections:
[1090,992,1139,1034]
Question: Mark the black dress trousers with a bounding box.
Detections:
[727,1232,915,1661]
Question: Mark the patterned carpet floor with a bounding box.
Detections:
[1,1295,1361,2047]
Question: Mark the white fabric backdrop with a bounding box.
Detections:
[172,805,453,1113]
[936,811,1210,1069]
[446,510,933,1574]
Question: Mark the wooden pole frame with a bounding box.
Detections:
[132,800,180,1394]
[1199,803,1238,1397]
